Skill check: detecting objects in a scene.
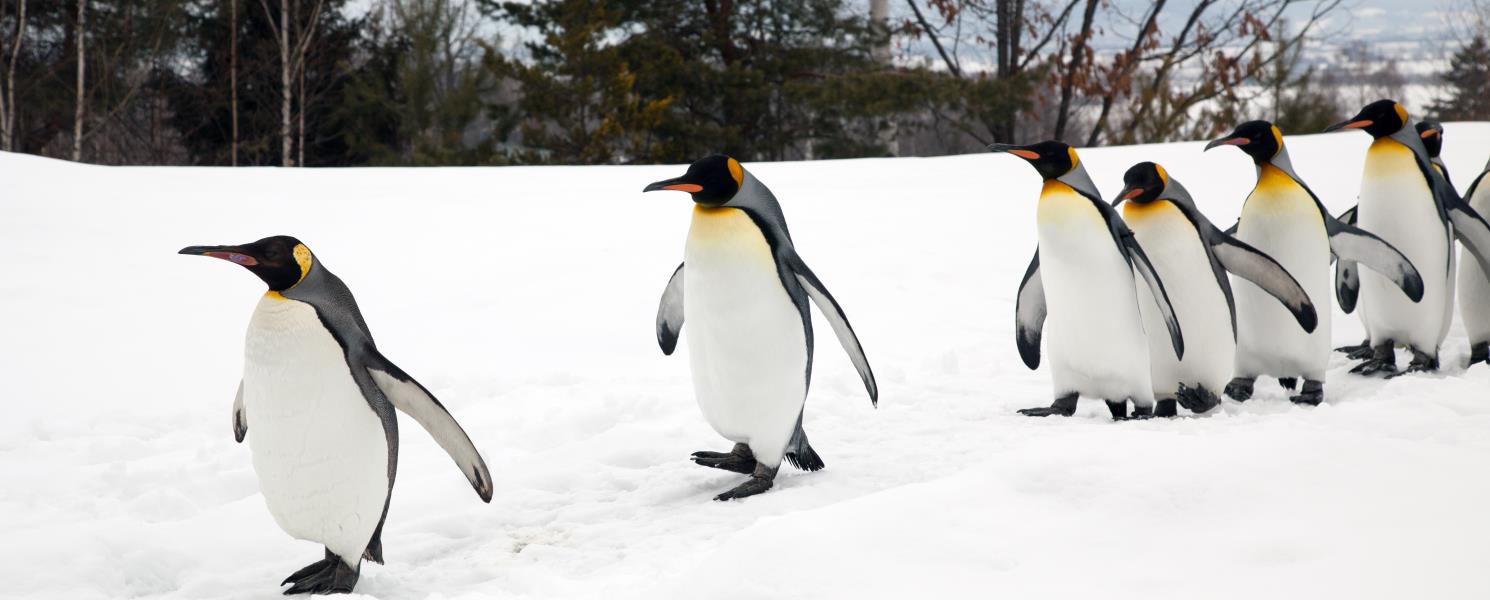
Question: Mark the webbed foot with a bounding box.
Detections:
[1176,383,1220,414]
[714,463,778,501]
[281,549,359,595]
[1224,377,1254,402]
[1350,342,1397,377]
[1387,349,1438,378]
[1019,393,1078,418]
[691,443,757,475]
[1289,379,1324,406]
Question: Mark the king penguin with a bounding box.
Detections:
[1206,120,1424,404]
[1113,162,1317,416]
[1325,101,1490,375]
[643,155,877,501]
[180,236,493,595]
[1457,155,1490,367]
[989,141,1182,420]
[1336,120,1454,359]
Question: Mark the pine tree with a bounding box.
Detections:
[1430,35,1490,121]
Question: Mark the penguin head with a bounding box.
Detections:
[642,154,744,206]
[1417,120,1445,158]
[1325,99,1408,138]
[1205,120,1284,163]
[179,235,314,292]
[988,141,1081,180]
[1112,162,1170,206]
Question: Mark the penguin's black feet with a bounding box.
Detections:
[1175,383,1220,414]
[1277,377,1298,391]
[691,443,757,475]
[1470,342,1489,367]
[1289,379,1324,406]
[1387,349,1439,378]
[714,463,778,502]
[1350,342,1397,376]
[1154,398,1178,418]
[1106,399,1128,420]
[1126,402,1156,420]
[1224,377,1255,402]
[1335,341,1374,360]
[281,549,359,595]
[1019,393,1078,418]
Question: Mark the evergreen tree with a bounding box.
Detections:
[1430,35,1490,121]
[335,0,494,165]
[158,0,364,166]
[482,0,937,164]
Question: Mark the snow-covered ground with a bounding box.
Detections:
[3,127,1489,600]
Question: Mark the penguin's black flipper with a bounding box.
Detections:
[789,255,878,406]
[1325,216,1425,303]
[232,380,247,443]
[1118,231,1185,360]
[1447,197,1490,278]
[656,263,685,355]
[1334,206,1362,313]
[1014,250,1046,370]
[1208,227,1318,333]
[364,352,494,503]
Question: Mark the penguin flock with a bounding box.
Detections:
[179,99,1490,595]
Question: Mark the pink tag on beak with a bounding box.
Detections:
[204,252,258,266]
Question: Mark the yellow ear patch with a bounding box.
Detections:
[1271,125,1284,155]
[1067,147,1081,170]
[727,158,744,187]
[1154,164,1168,187]
[292,244,313,285]
[1394,103,1408,126]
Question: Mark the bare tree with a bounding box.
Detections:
[73,0,84,162]
[255,0,324,167]
[1051,0,1098,142]
[1108,0,1342,144]
[0,0,25,152]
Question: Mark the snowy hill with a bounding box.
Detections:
[3,127,1489,599]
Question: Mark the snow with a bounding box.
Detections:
[3,125,1490,599]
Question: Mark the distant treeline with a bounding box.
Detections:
[0,0,1486,166]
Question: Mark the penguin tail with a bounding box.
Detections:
[363,530,384,565]
[785,417,826,472]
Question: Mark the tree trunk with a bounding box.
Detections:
[0,0,21,152]
[1052,0,1099,143]
[297,63,305,167]
[279,0,291,166]
[230,0,238,166]
[73,0,85,162]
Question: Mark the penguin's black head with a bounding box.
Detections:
[1325,99,1408,138]
[179,235,313,292]
[988,141,1080,180]
[642,154,743,206]
[1417,120,1445,158]
[1112,162,1169,206]
[1205,120,1283,163]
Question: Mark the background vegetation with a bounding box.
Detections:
[0,0,1486,166]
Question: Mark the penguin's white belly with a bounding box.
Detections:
[1037,184,1152,402]
[1357,140,1450,351]
[1233,170,1331,379]
[1459,179,1490,343]
[1125,201,1235,398]
[683,206,806,466]
[244,295,390,563]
